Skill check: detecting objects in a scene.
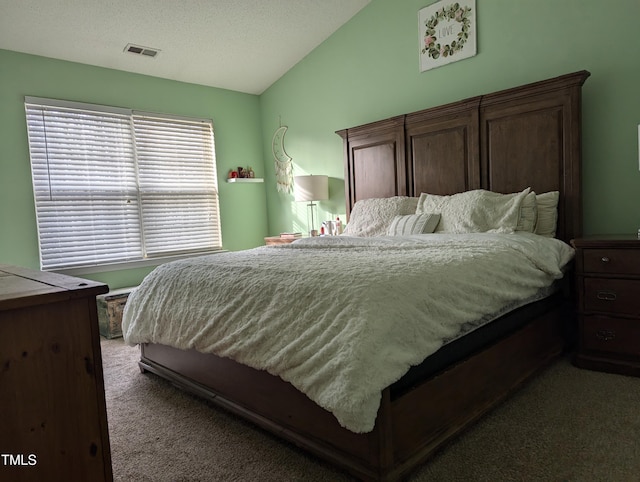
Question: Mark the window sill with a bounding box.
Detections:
[51,249,228,276]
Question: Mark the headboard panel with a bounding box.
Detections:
[479,73,587,241]
[405,98,480,196]
[337,71,590,242]
[338,116,407,201]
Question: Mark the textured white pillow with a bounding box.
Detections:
[387,213,441,236]
[416,188,530,234]
[343,196,419,237]
[516,191,538,232]
[534,191,560,237]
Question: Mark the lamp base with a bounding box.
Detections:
[306,201,319,237]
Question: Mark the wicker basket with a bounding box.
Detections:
[96,287,135,339]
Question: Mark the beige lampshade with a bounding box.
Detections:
[294,175,329,202]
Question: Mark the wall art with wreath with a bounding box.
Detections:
[419,0,477,72]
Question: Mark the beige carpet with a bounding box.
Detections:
[101,338,640,481]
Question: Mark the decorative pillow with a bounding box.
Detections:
[387,213,441,236]
[416,188,530,234]
[343,196,419,237]
[516,191,538,232]
[534,191,560,237]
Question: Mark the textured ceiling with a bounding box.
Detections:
[0,0,370,95]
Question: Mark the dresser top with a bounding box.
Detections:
[571,234,640,249]
[0,264,108,311]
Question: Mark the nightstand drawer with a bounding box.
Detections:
[581,315,640,357]
[583,248,640,275]
[583,278,640,315]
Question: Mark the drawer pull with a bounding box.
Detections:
[596,329,616,341]
[601,256,610,263]
[596,291,617,301]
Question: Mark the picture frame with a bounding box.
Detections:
[419,0,477,72]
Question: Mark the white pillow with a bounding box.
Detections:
[534,191,560,237]
[387,213,441,236]
[516,191,538,233]
[416,188,530,234]
[343,196,419,237]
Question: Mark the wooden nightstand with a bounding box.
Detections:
[572,235,640,376]
[264,236,300,246]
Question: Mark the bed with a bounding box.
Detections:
[123,70,590,481]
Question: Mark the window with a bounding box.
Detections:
[25,97,221,271]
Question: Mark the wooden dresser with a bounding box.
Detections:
[572,235,640,376]
[0,265,112,482]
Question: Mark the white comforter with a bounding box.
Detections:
[122,233,573,433]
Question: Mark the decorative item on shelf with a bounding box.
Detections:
[321,220,335,236]
[272,123,293,193]
[294,174,329,237]
[236,166,255,178]
[228,166,261,182]
[321,217,343,236]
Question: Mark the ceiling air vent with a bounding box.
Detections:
[124,43,160,58]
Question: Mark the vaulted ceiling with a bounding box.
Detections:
[0,0,370,95]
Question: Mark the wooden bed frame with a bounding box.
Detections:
[138,71,590,481]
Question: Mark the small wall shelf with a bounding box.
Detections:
[226,178,264,183]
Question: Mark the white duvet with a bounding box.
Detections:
[122,232,573,433]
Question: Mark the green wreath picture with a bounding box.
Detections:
[421,2,473,60]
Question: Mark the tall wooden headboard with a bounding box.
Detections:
[336,71,590,243]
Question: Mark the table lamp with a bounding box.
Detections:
[294,175,329,236]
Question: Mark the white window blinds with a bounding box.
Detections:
[25,97,221,271]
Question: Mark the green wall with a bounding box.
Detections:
[0,49,267,289]
[260,0,640,237]
[3,0,640,289]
